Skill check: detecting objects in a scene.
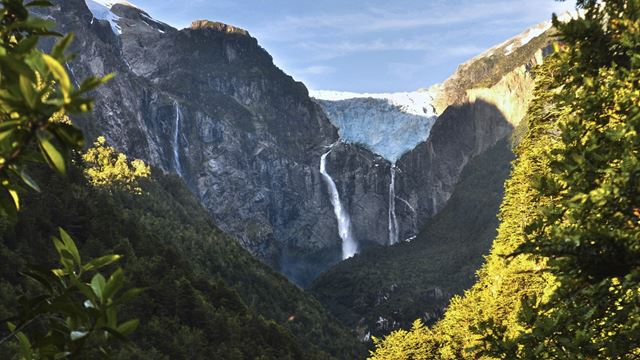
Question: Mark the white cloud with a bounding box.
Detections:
[254,0,569,42]
[296,65,336,75]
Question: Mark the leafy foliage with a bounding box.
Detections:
[478,1,640,358]
[0,1,139,359]
[82,136,150,194]
[372,0,640,358]
[0,0,111,218]
[367,62,559,358]
[3,229,139,359]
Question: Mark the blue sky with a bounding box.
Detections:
[129,0,575,92]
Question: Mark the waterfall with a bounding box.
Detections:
[173,100,183,177]
[396,194,418,241]
[320,146,358,259]
[388,166,399,245]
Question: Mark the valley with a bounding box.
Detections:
[1,0,635,359]
[53,0,552,341]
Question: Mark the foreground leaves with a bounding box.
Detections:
[3,229,140,359]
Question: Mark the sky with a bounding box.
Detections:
[127,0,576,93]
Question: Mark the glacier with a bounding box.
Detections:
[311,90,438,163]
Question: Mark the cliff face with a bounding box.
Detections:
[431,20,553,115]
[47,0,351,285]
[310,23,556,337]
[390,23,553,235]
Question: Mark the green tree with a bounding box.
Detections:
[373,1,640,358]
[483,1,640,358]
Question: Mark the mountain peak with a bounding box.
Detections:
[190,20,250,36]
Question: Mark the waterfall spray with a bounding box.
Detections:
[320,145,358,259]
[173,100,183,177]
[388,166,399,245]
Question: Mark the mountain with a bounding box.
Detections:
[43,0,358,286]
[309,22,556,339]
[42,0,555,292]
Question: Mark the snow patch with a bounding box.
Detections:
[85,0,123,35]
[311,90,437,118]
[504,22,552,55]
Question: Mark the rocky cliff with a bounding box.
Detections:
[46,0,354,286]
[309,23,554,252]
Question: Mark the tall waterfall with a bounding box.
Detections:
[388,166,399,245]
[320,147,358,259]
[173,100,183,177]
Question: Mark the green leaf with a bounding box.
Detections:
[21,267,57,293]
[116,319,139,337]
[0,186,18,220]
[83,254,122,272]
[7,18,55,33]
[51,123,84,149]
[42,54,71,100]
[19,169,41,192]
[114,287,145,306]
[9,188,20,211]
[0,56,36,82]
[37,130,66,174]
[103,268,124,301]
[58,228,81,267]
[52,33,74,60]
[91,273,106,302]
[25,1,54,8]
[79,73,115,93]
[0,128,15,143]
[13,36,39,54]
[0,120,22,132]
[19,74,37,109]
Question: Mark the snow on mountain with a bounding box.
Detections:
[85,0,123,34]
[503,22,552,55]
[84,0,143,35]
[311,90,438,163]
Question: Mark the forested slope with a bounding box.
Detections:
[0,159,364,359]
